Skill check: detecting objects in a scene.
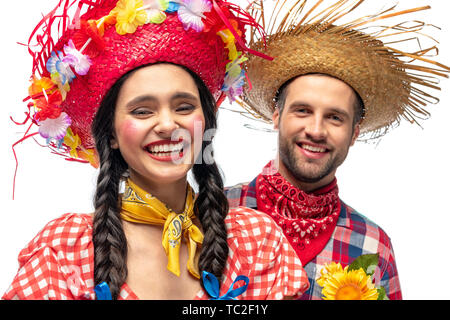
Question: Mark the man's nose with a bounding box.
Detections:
[304,116,327,141]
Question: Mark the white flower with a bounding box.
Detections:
[39,112,72,140]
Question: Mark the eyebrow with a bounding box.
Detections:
[287,101,312,110]
[125,92,200,108]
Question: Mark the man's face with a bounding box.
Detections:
[273,74,360,190]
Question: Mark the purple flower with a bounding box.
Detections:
[46,51,76,85]
[39,112,72,140]
[222,68,245,102]
[63,40,92,75]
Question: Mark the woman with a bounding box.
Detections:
[4,0,308,300]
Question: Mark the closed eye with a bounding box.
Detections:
[131,108,153,116]
[176,104,196,113]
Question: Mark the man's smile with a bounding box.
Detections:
[296,142,330,160]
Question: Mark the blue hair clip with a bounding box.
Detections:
[94,281,112,300]
[202,271,249,300]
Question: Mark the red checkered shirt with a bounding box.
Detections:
[225,178,402,300]
[3,207,309,300]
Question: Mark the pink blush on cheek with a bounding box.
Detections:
[117,119,139,143]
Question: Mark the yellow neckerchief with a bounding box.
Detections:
[120,179,203,278]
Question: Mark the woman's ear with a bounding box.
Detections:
[110,133,119,149]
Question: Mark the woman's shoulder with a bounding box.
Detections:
[3,213,95,300]
[17,213,93,265]
[225,206,283,241]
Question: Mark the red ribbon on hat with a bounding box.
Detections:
[212,0,273,61]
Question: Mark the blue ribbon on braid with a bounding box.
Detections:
[202,271,249,300]
[94,282,112,300]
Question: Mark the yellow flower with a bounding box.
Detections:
[111,0,148,35]
[28,76,56,97]
[78,148,99,168]
[63,128,81,159]
[316,262,345,287]
[217,27,241,62]
[317,264,379,300]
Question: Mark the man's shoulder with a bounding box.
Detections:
[225,179,258,209]
[339,201,392,244]
[224,181,252,195]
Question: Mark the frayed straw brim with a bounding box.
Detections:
[241,0,450,139]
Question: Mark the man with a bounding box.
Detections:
[226,0,450,300]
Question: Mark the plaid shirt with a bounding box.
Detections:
[226,177,402,300]
[3,207,308,300]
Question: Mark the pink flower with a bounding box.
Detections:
[63,40,92,75]
[177,0,212,32]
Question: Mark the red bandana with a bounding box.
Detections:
[256,161,340,265]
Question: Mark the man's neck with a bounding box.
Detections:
[277,162,336,193]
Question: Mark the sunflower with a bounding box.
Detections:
[317,263,379,300]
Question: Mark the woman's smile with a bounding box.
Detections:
[144,138,187,162]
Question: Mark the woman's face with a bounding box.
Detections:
[111,63,206,188]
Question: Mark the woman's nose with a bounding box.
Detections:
[154,110,179,135]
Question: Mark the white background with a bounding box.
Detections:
[1,0,449,299]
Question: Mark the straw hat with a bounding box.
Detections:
[241,0,450,138]
[17,0,266,167]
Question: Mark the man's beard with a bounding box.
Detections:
[278,135,346,184]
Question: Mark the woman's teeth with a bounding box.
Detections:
[147,142,184,154]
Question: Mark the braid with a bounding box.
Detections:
[91,73,130,300]
[92,139,128,300]
[193,159,229,286]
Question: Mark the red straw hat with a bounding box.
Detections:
[16,0,270,168]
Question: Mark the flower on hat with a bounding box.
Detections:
[77,148,99,168]
[202,3,226,33]
[166,1,180,13]
[64,128,81,159]
[46,51,76,85]
[111,0,148,35]
[28,77,55,98]
[72,20,106,58]
[220,40,247,102]
[177,0,212,32]
[34,91,63,116]
[222,67,245,102]
[63,40,92,75]
[38,112,72,141]
[218,28,241,61]
[50,73,70,101]
[143,0,169,24]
